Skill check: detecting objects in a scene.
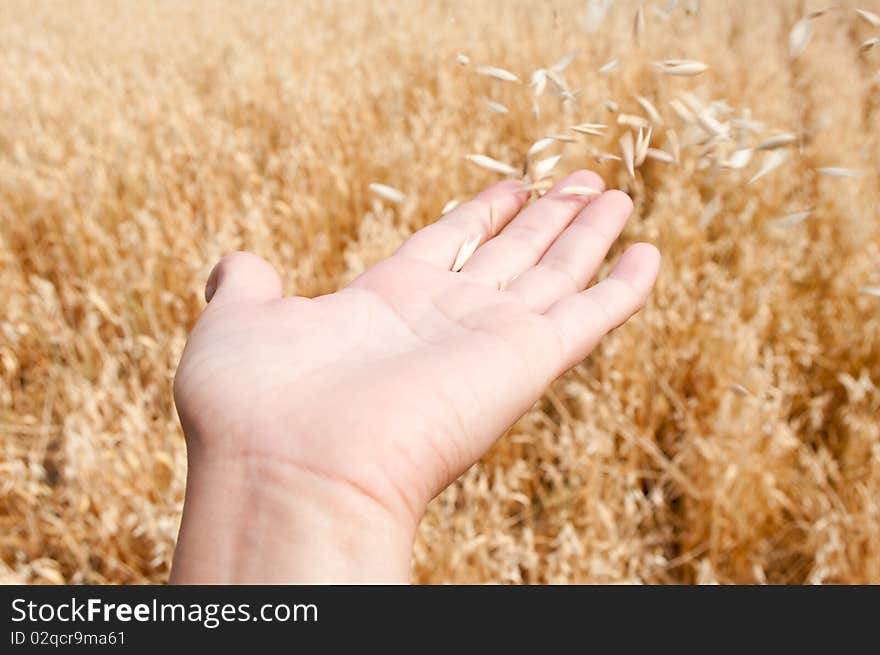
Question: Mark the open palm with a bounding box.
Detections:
[173,170,659,533]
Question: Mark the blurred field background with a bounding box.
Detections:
[1,0,879,584]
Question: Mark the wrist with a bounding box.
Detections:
[170,450,415,584]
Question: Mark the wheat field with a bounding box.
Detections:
[1,0,879,584]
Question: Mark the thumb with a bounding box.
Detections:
[204,251,283,305]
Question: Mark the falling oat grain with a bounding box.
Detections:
[571,123,607,136]
[550,50,578,72]
[635,127,652,166]
[699,195,721,227]
[817,167,862,178]
[646,148,675,163]
[520,179,554,193]
[474,65,520,83]
[769,210,812,228]
[655,59,709,76]
[856,9,880,28]
[465,154,519,176]
[636,96,664,125]
[634,5,646,46]
[721,148,753,170]
[451,234,481,272]
[756,133,798,150]
[527,138,556,157]
[483,98,509,114]
[749,150,788,183]
[669,98,696,123]
[598,59,621,74]
[666,128,681,163]
[789,17,813,59]
[441,199,460,215]
[531,154,561,181]
[531,69,548,96]
[561,185,602,197]
[618,113,652,130]
[620,132,636,178]
[368,183,405,204]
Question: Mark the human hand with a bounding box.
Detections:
[170,170,660,583]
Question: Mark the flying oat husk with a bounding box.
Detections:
[756,133,798,150]
[860,286,880,297]
[605,99,620,112]
[465,154,518,176]
[452,234,481,272]
[548,133,578,143]
[561,185,602,197]
[817,167,862,178]
[655,59,709,76]
[598,59,621,74]
[620,131,636,177]
[531,154,561,181]
[483,98,509,114]
[749,150,788,183]
[789,17,813,58]
[527,138,556,157]
[571,122,607,136]
[368,183,406,203]
[457,53,470,66]
[856,8,880,28]
[474,65,520,83]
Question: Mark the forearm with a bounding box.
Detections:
[170,453,414,584]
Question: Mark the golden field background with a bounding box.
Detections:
[1,0,879,584]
